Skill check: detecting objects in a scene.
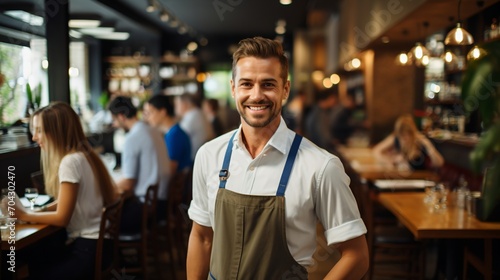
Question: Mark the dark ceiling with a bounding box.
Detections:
[2,0,498,61]
[98,0,339,39]
[157,0,338,37]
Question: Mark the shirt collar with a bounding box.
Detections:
[233,116,293,155]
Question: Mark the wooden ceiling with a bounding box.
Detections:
[368,0,500,48]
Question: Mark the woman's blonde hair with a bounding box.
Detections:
[394,114,421,161]
[32,102,116,205]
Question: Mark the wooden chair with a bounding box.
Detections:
[463,239,494,280]
[118,185,159,280]
[95,196,124,280]
[157,169,191,279]
[362,182,425,280]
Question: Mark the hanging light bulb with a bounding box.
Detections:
[421,55,430,66]
[395,51,410,66]
[444,0,474,45]
[146,0,157,12]
[409,42,430,67]
[466,45,487,61]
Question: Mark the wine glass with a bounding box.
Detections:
[25,188,39,210]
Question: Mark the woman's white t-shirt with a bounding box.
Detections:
[58,152,103,239]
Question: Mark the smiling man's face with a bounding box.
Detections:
[231,56,289,129]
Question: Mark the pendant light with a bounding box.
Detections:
[395,51,410,66]
[466,45,487,61]
[408,22,431,67]
[444,0,474,45]
[395,29,412,66]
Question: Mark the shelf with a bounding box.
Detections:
[445,68,466,75]
[425,98,462,105]
[105,56,152,64]
[161,56,197,64]
[483,35,500,44]
[162,76,197,83]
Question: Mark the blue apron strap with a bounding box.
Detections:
[219,131,237,189]
[276,134,302,196]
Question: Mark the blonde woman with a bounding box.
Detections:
[14,101,118,279]
[373,114,444,170]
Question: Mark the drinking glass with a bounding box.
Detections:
[432,183,448,212]
[25,188,39,210]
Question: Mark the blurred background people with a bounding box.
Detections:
[10,101,118,279]
[175,93,214,161]
[304,88,339,150]
[330,93,357,146]
[202,98,224,137]
[373,114,444,170]
[284,88,308,135]
[144,95,192,175]
[108,96,170,230]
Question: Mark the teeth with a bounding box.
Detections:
[249,106,266,110]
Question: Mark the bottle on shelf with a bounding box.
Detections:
[490,18,498,39]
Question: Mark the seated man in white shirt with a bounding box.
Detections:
[108,96,170,232]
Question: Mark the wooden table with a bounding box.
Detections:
[379,192,500,280]
[378,192,500,239]
[1,223,63,251]
[335,147,440,181]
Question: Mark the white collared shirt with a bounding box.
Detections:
[188,117,366,266]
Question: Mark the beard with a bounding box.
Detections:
[237,101,281,128]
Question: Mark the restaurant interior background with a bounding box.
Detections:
[0,0,499,138]
[1,0,500,279]
[1,0,500,216]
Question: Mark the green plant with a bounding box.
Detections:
[461,40,500,221]
[26,83,42,110]
[98,91,110,109]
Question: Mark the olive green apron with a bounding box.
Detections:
[209,133,308,280]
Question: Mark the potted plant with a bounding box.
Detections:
[461,39,500,221]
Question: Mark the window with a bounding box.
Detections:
[0,39,47,128]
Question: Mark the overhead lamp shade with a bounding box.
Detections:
[441,51,458,64]
[408,42,430,67]
[444,23,474,45]
[467,45,487,61]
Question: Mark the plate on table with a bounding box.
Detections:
[374,180,435,190]
[20,194,52,208]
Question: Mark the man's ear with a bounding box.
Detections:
[283,80,291,100]
[230,80,235,98]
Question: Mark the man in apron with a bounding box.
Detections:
[187,37,368,280]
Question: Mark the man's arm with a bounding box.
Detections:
[324,235,369,280]
[116,178,136,198]
[187,222,214,280]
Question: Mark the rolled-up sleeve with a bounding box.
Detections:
[315,157,367,245]
[188,145,212,227]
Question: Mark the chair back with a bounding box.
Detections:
[95,197,124,280]
[168,169,189,211]
[143,184,159,236]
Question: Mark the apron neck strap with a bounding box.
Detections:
[219,131,237,189]
[276,134,302,196]
[218,131,303,195]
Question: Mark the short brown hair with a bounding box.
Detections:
[232,37,289,83]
